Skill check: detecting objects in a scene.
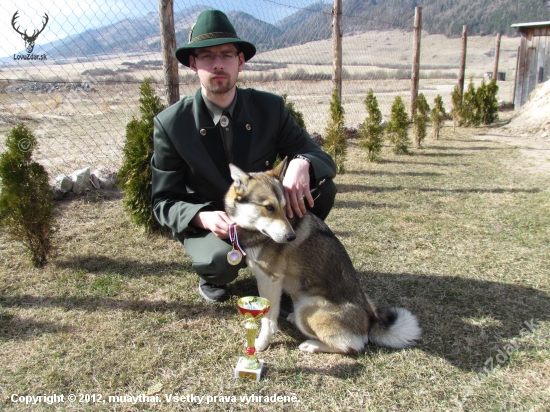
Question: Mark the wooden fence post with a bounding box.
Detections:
[458,25,468,95]
[410,6,422,116]
[493,32,501,80]
[158,0,180,106]
[332,0,343,101]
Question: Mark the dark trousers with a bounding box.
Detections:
[176,179,337,285]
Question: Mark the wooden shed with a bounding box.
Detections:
[511,21,550,108]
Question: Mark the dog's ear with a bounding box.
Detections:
[270,156,289,181]
[229,164,250,195]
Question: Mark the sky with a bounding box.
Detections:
[0,0,323,58]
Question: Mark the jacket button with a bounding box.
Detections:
[265,161,270,166]
[246,124,252,130]
[200,129,206,136]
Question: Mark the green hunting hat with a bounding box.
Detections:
[175,9,256,67]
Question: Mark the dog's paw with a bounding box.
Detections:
[298,340,324,353]
[255,333,271,352]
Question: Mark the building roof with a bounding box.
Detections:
[511,21,550,29]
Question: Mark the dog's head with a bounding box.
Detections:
[225,157,296,243]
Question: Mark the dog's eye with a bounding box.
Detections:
[265,205,275,212]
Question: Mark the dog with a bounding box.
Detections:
[225,157,422,354]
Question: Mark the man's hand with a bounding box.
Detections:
[191,210,235,238]
[283,158,314,218]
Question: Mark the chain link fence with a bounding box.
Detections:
[0,0,519,177]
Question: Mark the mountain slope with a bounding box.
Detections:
[38,0,550,59]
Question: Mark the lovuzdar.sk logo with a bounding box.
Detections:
[11,10,49,61]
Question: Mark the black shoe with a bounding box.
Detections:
[279,293,294,317]
[198,278,230,302]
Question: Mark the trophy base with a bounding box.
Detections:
[235,358,264,382]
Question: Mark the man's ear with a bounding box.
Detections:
[270,156,289,181]
[237,51,245,73]
[189,55,198,73]
[229,164,250,196]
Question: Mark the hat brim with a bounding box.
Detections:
[175,38,256,67]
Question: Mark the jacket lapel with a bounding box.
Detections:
[231,88,253,170]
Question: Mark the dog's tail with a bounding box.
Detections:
[368,307,422,349]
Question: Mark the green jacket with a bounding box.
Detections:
[151,87,336,237]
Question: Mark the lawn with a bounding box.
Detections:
[1,122,549,411]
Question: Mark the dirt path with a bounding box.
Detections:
[470,81,550,176]
[472,130,550,175]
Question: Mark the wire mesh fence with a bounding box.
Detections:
[0,0,519,178]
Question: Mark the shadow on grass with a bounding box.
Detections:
[358,271,550,373]
[378,159,466,167]
[0,293,236,341]
[2,270,547,376]
[53,256,194,277]
[0,312,70,341]
[428,145,507,151]
[366,171,445,177]
[336,184,541,195]
[271,363,365,380]
[414,152,467,157]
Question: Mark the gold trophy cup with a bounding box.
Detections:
[234,296,270,381]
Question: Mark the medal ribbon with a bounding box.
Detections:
[229,224,246,257]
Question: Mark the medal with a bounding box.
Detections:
[228,224,246,265]
[227,245,242,265]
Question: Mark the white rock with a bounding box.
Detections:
[91,167,117,189]
[541,132,548,138]
[90,173,100,189]
[71,167,91,194]
[53,174,73,193]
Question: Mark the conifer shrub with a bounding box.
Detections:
[118,78,166,233]
[477,79,499,125]
[412,93,430,149]
[0,123,56,267]
[457,78,499,127]
[359,88,384,162]
[323,88,347,173]
[282,94,307,131]
[430,94,446,140]
[450,84,463,130]
[460,78,480,127]
[386,95,410,155]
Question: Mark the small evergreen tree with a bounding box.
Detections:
[430,94,446,140]
[412,93,430,149]
[118,78,166,233]
[359,88,384,162]
[477,79,499,125]
[282,94,307,131]
[386,95,410,155]
[0,124,56,267]
[453,78,499,128]
[450,84,462,131]
[323,87,347,173]
[460,78,480,127]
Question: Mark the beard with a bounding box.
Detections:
[205,71,235,94]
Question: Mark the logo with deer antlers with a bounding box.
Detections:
[11,11,49,54]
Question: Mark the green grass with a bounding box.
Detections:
[1,124,549,411]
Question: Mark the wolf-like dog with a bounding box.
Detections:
[225,158,422,353]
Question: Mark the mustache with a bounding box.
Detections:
[209,71,229,78]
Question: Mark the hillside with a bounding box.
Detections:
[36,0,550,59]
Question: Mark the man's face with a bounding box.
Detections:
[189,44,245,96]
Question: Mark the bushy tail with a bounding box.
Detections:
[369,307,422,349]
